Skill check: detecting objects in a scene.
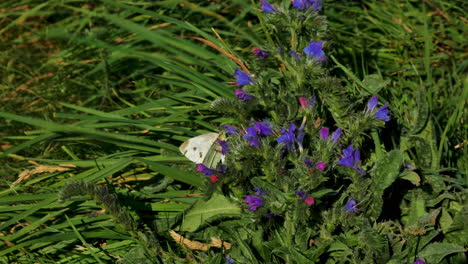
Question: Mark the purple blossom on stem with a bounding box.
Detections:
[253,120,273,136]
[316,161,326,171]
[196,164,215,176]
[277,123,296,151]
[366,95,390,122]
[289,51,302,60]
[338,145,365,174]
[245,195,263,211]
[303,158,314,168]
[299,95,316,109]
[253,48,269,59]
[260,0,275,13]
[367,95,379,112]
[375,104,390,121]
[244,126,260,148]
[233,68,254,86]
[292,0,322,11]
[253,186,266,196]
[344,198,359,212]
[331,128,342,144]
[225,256,235,264]
[295,190,307,199]
[303,41,326,62]
[414,259,425,264]
[222,125,238,135]
[235,89,254,101]
[319,127,329,140]
[216,139,230,155]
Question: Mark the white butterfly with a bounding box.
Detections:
[179,133,225,168]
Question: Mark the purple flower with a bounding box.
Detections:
[303,41,326,62]
[253,120,273,136]
[338,145,365,174]
[196,164,215,176]
[367,95,379,112]
[233,68,254,86]
[366,95,390,122]
[277,123,296,151]
[344,198,359,212]
[260,0,275,13]
[319,127,329,140]
[375,104,390,121]
[331,128,342,144]
[295,190,307,199]
[244,126,260,148]
[292,0,321,11]
[253,186,266,197]
[222,125,238,135]
[289,51,302,60]
[299,95,316,109]
[304,158,314,168]
[235,89,254,101]
[316,161,326,171]
[245,195,263,211]
[253,48,269,59]
[414,259,425,264]
[216,139,230,155]
[253,186,266,196]
[225,256,235,264]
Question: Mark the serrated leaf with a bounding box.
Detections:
[179,193,241,232]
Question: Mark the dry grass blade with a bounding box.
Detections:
[169,230,231,251]
[179,36,250,74]
[13,164,76,185]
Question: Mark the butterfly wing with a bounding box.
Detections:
[179,133,226,169]
[179,133,219,164]
[202,133,226,169]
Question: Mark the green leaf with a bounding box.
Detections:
[406,191,427,226]
[399,170,421,186]
[439,208,454,234]
[361,74,390,94]
[372,150,404,191]
[179,193,241,232]
[409,88,430,135]
[419,243,466,263]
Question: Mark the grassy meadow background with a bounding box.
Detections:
[0,0,466,263]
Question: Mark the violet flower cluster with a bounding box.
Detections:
[192,0,393,227]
